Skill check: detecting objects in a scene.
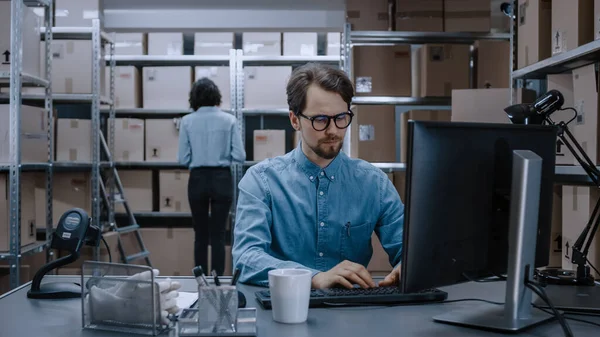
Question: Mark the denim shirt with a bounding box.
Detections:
[232,144,405,287]
[178,106,246,168]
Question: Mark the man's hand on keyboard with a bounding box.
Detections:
[311,260,377,289]
[378,264,401,287]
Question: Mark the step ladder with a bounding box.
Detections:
[99,133,152,267]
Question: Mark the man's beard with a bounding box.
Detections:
[310,136,343,160]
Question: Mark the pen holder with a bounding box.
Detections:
[196,285,239,333]
[81,261,169,336]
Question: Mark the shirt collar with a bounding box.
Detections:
[292,142,345,183]
[195,106,220,113]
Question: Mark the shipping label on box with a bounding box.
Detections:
[0,3,41,77]
[253,130,286,161]
[145,119,179,162]
[159,171,190,213]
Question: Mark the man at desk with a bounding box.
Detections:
[232,63,404,289]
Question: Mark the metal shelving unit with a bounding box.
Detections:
[2,0,53,290]
[341,23,511,160]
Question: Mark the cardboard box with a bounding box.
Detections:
[517,0,552,69]
[474,40,510,88]
[194,33,234,55]
[253,130,286,161]
[547,74,576,165]
[104,66,141,109]
[0,3,41,77]
[0,105,49,164]
[395,0,443,32]
[242,33,281,56]
[549,186,563,267]
[145,119,179,162]
[115,170,153,213]
[47,40,106,95]
[596,0,600,39]
[444,0,491,32]
[400,110,451,162]
[450,88,537,124]
[114,118,145,162]
[244,67,291,109]
[54,0,103,27]
[346,0,390,31]
[572,64,600,165]
[283,33,317,56]
[111,33,146,55]
[159,171,190,213]
[0,173,38,251]
[419,44,470,97]
[141,228,194,276]
[51,172,91,222]
[147,33,183,55]
[353,46,411,97]
[327,33,341,56]
[562,186,600,277]
[551,0,593,55]
[56,119,91,162]
[194,67,231,110]
[143,67,192,109]
[350,105,396,162]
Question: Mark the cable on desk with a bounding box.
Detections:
[586,259,600,277]
[526,280,573,337]
[534,305,600,329]
[101,235,112,263]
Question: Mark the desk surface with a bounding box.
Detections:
[1,276,599,337]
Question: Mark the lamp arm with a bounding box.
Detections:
[550,118,600,280]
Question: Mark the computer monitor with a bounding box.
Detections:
[400,121,557,294]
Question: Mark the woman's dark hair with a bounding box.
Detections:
[286,63,354,115]
[189,77,222,110]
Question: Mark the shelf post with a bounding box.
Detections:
[44,0,54,267]
[91,19,102,260]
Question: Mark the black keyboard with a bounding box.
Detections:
[255,286,448,309]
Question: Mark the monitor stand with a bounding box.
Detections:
[434,150,555,332]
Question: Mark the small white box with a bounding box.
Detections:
[244,66,291,109]
[55,0,103,27]
[111,33,146,55]
[145,119,179,162]
[143,67,192,109]
[194,33,234,55]
[56,119,92,162]
[327,32,341,56]
[253,130,286,161]
[114,118,145,162]
[0,3,41,78]
[105,66,141,108]
[283,33,317,56]
[243,32,281,56]
[194,67,231,110]
[0,105,49,164]
[148,33,183,55]
[47,40,106,94]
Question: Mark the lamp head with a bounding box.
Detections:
[504,89,564,125]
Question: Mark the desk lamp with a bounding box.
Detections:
[505,90,600,312]
[27,208,101,299]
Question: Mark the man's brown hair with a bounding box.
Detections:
[286,63,354,115]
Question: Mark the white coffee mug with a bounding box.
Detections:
[267,268,312,324]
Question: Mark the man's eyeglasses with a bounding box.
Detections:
[298,111,354,131]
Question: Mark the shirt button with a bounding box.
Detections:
[309,176,314,180]
[321,172,325,176]
[319,191,324,196]
[331,176,334,179]
[319,252,324,257]
[320,222,325,227]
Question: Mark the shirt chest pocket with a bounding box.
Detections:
[340,222,374,266]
